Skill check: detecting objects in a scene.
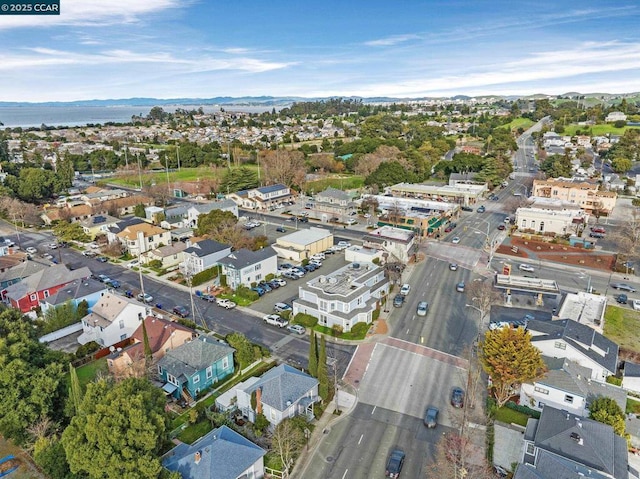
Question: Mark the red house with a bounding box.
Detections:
[2,264,92,313]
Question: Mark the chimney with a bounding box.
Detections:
[194,451,202,464]
[256,387,262,415]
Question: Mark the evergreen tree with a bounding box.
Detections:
[69,363,83,416]
[308,330,318,377]
[142,319,152,371]
[317,335,331,401]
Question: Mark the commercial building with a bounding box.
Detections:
[362,225,416,263]
[531,178,617,215]
[387,181,488,206]
[272,227,333,261]
[515,198,589,236]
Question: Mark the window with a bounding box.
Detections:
[158,365,163,374]
[120,334,127,341]
[30,294,37,301]
[167,373,178,386]
[222,357,229,370]
[193,374,200,384]
[534,386,549,395]
[564,394,574,404]
[43,290,49,298]
[539,222,544,232]
[119,320,125,329]
[206,366,213,380]
[270,408,277,421]
[554,341,566,350]
[526,443,535,455]
[521,220,527,228]
[255,263,261,271]
[531,220,536,230]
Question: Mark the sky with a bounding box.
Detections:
[0,0,639,102]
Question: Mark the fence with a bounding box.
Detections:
[38,322,83,343]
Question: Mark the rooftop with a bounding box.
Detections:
[277,227,333,246]
[557,292,607,334]
[307,262,380,297]
[390,181,487,194]
[365,225,415,243]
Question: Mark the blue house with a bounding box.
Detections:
[157,336,235,400]
[163,425,266,479]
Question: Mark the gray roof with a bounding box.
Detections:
[257,184,288,194]
[164,205,189,218]
[184,239,230,258]
[45,278,107,306]
[162,425,265,479]
[0,260,48,283]
[528,319,618,374]
[107,216,146,233]
[157,336,234,381]
[242,364,318,412]
[531,406,628,478]
[515,452,613,479]
[190,199,237,214]
[624,361,640,378]
[4,264,92,301]
[315,187,351,202]
[218,246,276,270]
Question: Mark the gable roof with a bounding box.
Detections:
[157,336,234,380]
[184,239,230,257]
[0,259,48,284]
[624,361,640,378]
[81,292,142,328]
[218,246,276,270]
[43,204,92,222]
[316,187,351,201]
[241,364,318,412]
[116,222,166,240]
[189,199,237,214]
[45,278,107,306]
[164,205,189,218]
[531,406,628,478]
[162,425,265,479]
[107,216,147,233]
[122,316,195,360]
[256,183,288,194]
[146,242,187,258]
[79,214,120,228]
[527,319,618,374]
[4,264,91,300]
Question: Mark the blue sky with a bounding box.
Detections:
[0,0,638,102]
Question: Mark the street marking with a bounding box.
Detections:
[406,329,410,334]
[371,406,376,415]
[358,434,364,445]
[342,469,348,479]
[420,336,424,344]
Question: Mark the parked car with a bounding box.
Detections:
[48,242,58,249]
[424,407,439,428]
[258,282,272,292]
[591,226,606,234]
[126,260,139,269]
[97,274,110,283]
[617,294,628,305]
[323,249,336,255]
[267,280,281,289]
[263,314,288,328]
[451,387,465,408]
[456,281,465,293]
[278,263,294,272]
[201,294,216,302]
[304,264,318,272]
[216,298,237,309]
[363,213,372,218]
[346,218,357,225]
[416,301,429,317]
[449,263,458,271]
[274,302,292,313]
[311,253,325,261]
[272,278,287,287]
[461,206,473,212]
[252,287,266,296]
[393,294,405,308]
[611,283,636,292]
[385,449,405,478]
[309,259,322,267]
[107,279,121,289]
[25,247,37,254]
[96,256,109,263]
[137,293,154,303]
[400,284,411,296]
[276,226,287,233]
[590,232,605,238]
[282,271,298,280]
[497,224,506,230]
[287,324,306,335]
[172,305,190,318]
[519,264,535,273]
[82,250,97,257]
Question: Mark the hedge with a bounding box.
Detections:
[236,285,259,301]
[505,400,540,419]
[294,313,319,327]
[191,266,219,287]
[372,308,380,321]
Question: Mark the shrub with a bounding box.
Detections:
[294,313,318,327]
[191,266,218,287]
[505,400,540,419]
[331,324,344,336]
[254,413,270,436]
[236,285,259,301]
[265,273,275,281]
[177,318,197,330]
[350,322,369,337]
[148,259,163,269]
[372,257,381,265]
[372,308,380,321]
[606,375,623,386]
[75,341,101,359]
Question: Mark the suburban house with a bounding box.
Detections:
[293,262,389,332]
[2,264,91,313]
[605,111,627,122]
[140,242,187,269]
[519,357,626,417]
[226,184,293,210]
[362,225,416,263]
[39,277,108,315]
[98,195,155,217]
[186,199,238,228]
[531,178,617,215]
[107,315,195,378]
[116,222,172,257]
[217,247,278,290]
[161,205,189,229]
[515,198,589,236]
[79,214,120,239]
[312,187,357,220]
[157,335,235,401]
[41,204,93,225]
[77,292,147,347]
[236,364,319,426]
[0,259,48,289]
[162,426,266,479]
[623,361,640,395]
[180,239,232,275]
[517,406,628,479]
[80,188,129,203]
[272,227,333,262]
[526,319,619,382]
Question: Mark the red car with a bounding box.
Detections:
[497,224,506,230]
[591,226,606,234]
[444,223,457,233]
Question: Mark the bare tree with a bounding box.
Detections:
[385,201,404,227]
[271,419,304,474]
[259,149,306,188]
[354,145,401,177]
[428,432,494,479]
[466,279,501,328]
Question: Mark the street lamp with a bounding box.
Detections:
[578,270,592,293]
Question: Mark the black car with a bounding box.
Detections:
[276,226,286,233]
[611,283,636,292]
[393,294,405,308]
[172,306,190,318]
[461,206,473,212]
[298,217,309,223]
[424,407,439,428]
[304,264,317,272]
[201,294,216,302]
[267,280,281,289]
[385,449,405,478]
[617,294,628,305]
[477,205,486,213]
[451,387,465,408]
[589,232,605,238]
[323,249,335,255]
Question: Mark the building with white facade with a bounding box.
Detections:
[515,198,589,236]
[605,111,627,122]
[180,239,231,275]
[531,178,617,215]
[293,262,389,332]
[185,199,238,228]
[387,181,488,206]
[226,184,293,211]
[115,222,172,257]
[217,247,278,290]
[362,225,415,263]
[272,227,333,262]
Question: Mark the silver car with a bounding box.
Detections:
[416,301,429,316]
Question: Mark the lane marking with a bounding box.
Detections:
[406,328,410,334]
[371,406,377,415]
[342,469,348,479]
[358,434,364,445]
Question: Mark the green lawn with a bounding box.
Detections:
[109,165,261,188]
[498,117,535,131]
[603,305,640,353]
[75,357,108,390]
[562,123,639,136]
[494,406,530,426]
[627,397,640,414]
[305,175,364,194]
[177,420,213,444]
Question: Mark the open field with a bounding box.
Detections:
[499,117,534,131]
[305,175,364,193]
[562,123,640,136]
[603,306,640,356]
[108,165,260,188]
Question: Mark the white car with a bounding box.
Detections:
[126,260,140,269]
[400,284,411,296]
[26,247,37,254]
[519,264,535,273]
[272,278,287,287]
[452,237,461,244]
[311,253,325,261]
[216,298,237,309]
[287,324,306,335]
[137,293,154,303]
[337,241,351,249]
[309,259,322,267]
[263,314,288,328]
[634,299,640,311]
[89,242,100,249]
[363,213,371,218]
[48,243,58,249]
[346,218,357,225]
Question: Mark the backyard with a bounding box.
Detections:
[75,357,108,390]
[603,305,640,359]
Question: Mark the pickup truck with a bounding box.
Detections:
[263,314,288,328]
[216,298,237,309]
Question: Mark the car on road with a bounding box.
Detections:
[400,284,411,296]
[172,305,190,318]
[287,324,306,335]
[393,294,405,308]
[346,218,357,225]
[107,279,121,289]
[461,206,473,212]
[589,232,605,238]
[201,294,216,302]
[96,256,109,263]
[263,314,288,328]
[449,263,458,271]
[48,243,58,249]
[617,294,628,305]
[385,449,405,478]
[451,237,461,244]
[25,247,37,254]
[444,222,457,233]
[611,283,636,292]
[477,205,486,213]
[491,196,500,201]
[518,264,535,273]
[137,293,154,303]
[274,302,292,313]
[451,387,465,408]
[416,301,429,316]
[591,226,606,234]
[82,250,97,257]
[97,274,110,283]
[497,224,506,231]
[456,281,465,293]
[276,226,287,233]
[424,406,439,428]
[216,298,237,309]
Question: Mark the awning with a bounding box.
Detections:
[162,383,178,395]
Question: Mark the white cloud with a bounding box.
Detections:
[364,34,420,47]
[0,0,185,29]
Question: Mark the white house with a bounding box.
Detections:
[236,364,319,426]
[226,184,293,210]
[77,292,147,347]
[180,239,232,275]
[527,319,619,382]
[515,198,589,236]
[185,199,238,228]
[605,111,627,122]
[272,227,333,262]
[623,361,640,394]
[115,222,172,257]
[362,225,415,263]
[293,262,389,332]
[217,247,278,290]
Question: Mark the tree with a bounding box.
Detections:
[611,157,632,174]
[15,167,55,202]
[271,418,305,473]
[259,149,306,188]
[62,377,168,479]
[225,332,257,370]
[142,320,152,372]
[364,161,415,188]
[354,145,401,177]
[589,397,627,437]
[69,363,83,416]
[134,203,146,218]
[308,330,318,377]
[466,279,501,328]
[479,327,546,407]
[197,209,238,236]
[317,335,330,401]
